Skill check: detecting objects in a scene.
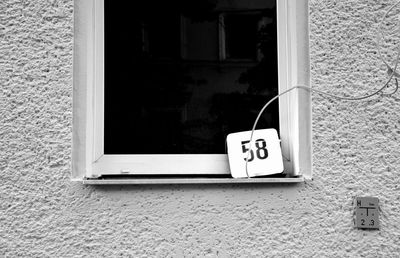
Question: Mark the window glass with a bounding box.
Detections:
[225,13,259,60]
[104,0,278,154]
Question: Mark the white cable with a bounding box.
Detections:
[243,2,400,178]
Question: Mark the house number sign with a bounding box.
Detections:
[227,129,284,178]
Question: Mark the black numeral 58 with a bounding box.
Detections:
[241,139,268,162]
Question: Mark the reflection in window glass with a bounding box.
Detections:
[104,0,278,154]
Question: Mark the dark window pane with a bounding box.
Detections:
[147,16,181,60]
[104,0,278,154]
[225,14,258,59]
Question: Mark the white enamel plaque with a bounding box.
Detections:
[226,129,284,178]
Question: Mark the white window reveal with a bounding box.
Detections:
[72,0,311,184]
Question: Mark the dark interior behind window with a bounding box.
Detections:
[104,0,278,154]
[225,13,258,60]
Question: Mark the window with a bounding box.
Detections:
[72,0,311,183]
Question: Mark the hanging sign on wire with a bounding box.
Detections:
[227,129,284,178]
[226,0,400,179]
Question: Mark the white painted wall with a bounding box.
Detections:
[1,0,400,257]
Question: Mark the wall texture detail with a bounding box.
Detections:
[1,0,400,257]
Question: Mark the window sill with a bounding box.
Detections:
[79,175,304,185]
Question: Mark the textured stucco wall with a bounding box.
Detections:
[1,0,400,257]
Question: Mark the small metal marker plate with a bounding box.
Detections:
[355,197,379,229]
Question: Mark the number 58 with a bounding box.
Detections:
[241,139,269,162]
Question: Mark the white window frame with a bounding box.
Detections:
[72,0,312,183]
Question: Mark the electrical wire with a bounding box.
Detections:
[243,2,400,178]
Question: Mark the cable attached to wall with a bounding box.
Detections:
[244,0,400,178]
